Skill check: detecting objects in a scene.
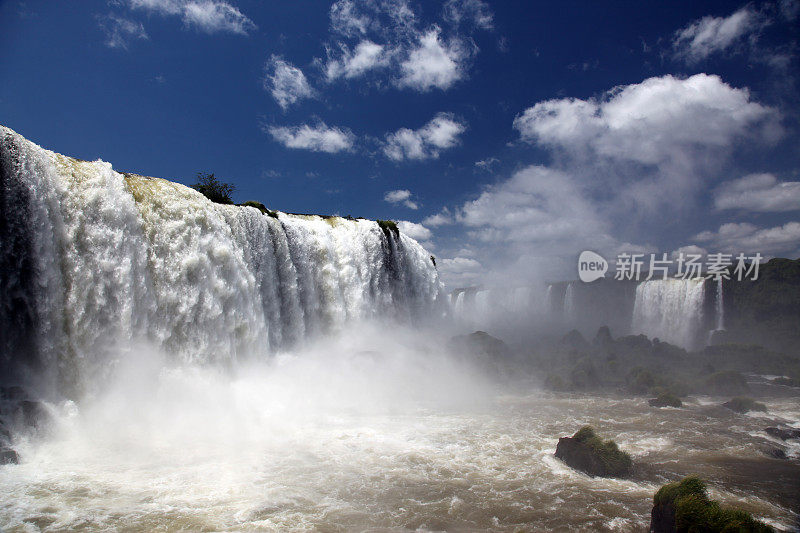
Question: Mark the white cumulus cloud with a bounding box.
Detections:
[325,40,389,80]
[266,56,315,110]
[267,123,355,153]
[397,220,432,241]
[322,0,486,92]
[513,73,780,213]
[397,27,468,91]
[383,113,466,161]
[384,189,419,209]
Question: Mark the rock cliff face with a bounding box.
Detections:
[717,258,800,356]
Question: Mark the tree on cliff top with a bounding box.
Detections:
[191,172,235,204]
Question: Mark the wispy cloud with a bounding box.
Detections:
[383,112,466,161]
[442,0,494,30]
[714,173,800,212]
[474,157,498,172]
[672,6,768,63]
[693,221,800,257]
[267,122,355,153]
[126,0,256,35]
[97,13,149,49]
[265,56,315,110]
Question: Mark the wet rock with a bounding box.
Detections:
[15,400,49,429]
[592,326,613,349]
[0,386,27,401]
[648,393,682,408]
[758,445,787,460]
[554,426,632,478]
[765,426,800,441]
[0,447,19,464]
[722,397,767,414]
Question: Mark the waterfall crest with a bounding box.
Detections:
[0,126,441,392]
[631,278,706,350]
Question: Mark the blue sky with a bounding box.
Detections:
[1,0,799,287]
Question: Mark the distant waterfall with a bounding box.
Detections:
[631,278,706,350]
[563,283,575,321]
[0,126,441,392]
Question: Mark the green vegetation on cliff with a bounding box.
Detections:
[377,219,399,237]
[191,172,235,204]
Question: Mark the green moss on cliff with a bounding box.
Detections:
[377,219,399,237]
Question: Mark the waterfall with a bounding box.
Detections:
[563,283,575,321]
[630,278,706,350]
[0,126,441,393]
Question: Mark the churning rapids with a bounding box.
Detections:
[1,126,799,532]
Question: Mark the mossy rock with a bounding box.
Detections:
[377,219,399,237]
[241,200,268,213]
[649,392,682,408]
[554,426,633,478]
[240,201,279,218]
[651,476,773,532]
[722,397,767,414]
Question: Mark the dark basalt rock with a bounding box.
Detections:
[758,445,787,460]
[592,326,614,349]
[554,426,632,478]
[650,476,774,533]
[765,426,800,441]
[649,393,682,408]
[722,397,766,414]
[0,386,27,401]
[0,447,18,464]
[15,399,49,429]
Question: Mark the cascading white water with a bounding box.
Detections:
[563,282,575,321]
[630,278,706,350]
[0,126,441,393]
